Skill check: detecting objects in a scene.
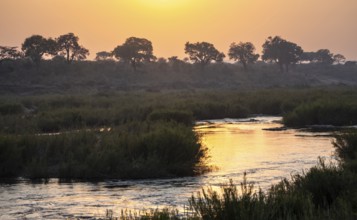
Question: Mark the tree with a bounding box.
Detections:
[57,33,89,64]
[184,42,225,70]
[300,52,317,63]
[22,35,56,65]
[315,49,334,65]
[113,37,155,71]
[345,61,357,67]
[262,36,303,72]
[168,56,186,72]
[95,51,113,61]
[0,46,23,64]
[168,56,180,63]
[333,54,346,64]
[228,42,259,71]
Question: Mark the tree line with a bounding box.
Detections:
[0,33,353,72]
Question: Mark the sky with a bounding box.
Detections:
[1,0,357,60]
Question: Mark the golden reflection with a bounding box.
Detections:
[195,119,334,180]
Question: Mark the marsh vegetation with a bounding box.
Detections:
[1,88,357,180]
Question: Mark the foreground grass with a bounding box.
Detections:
[107,131,357,220]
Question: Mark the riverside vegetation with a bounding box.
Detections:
[1,88,357,219]
[1,88,357,179]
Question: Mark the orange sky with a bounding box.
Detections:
[1,0,357,60]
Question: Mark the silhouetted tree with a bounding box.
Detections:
[262,36,303,72]
[0,46,23,64]
[301,52,317,63]
[112,37,155,71]
[57,33,89,64]
[22,35,56,65]
[345,61,357,67]
[168,56,180,63]
[95,51,113,61]
[168,56,186,72]
[184,42,225,70]
[315,49,334,65]
[228,42,259,71]
[333,54,346,64]
[157,57,167,64]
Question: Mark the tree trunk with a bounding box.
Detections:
[66,48,70,64]
[242,61,247,71]
[131,60,137,71]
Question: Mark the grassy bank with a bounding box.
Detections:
[1,88,357,179]
[2,88,357,134]
[0,121,208,179]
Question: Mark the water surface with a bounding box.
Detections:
[0,117,335,219]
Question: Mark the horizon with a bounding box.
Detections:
[1,0,357,60]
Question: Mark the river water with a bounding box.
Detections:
[0,117,335,219]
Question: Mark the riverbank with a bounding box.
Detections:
[1,88,357,179]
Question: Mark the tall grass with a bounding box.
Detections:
[283,101,357,127]
[0,121,209,179]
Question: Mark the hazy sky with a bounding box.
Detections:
[1,0,357,60]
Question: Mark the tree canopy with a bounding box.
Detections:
[113,37,155,71]
[95,51,113,61]
[333,54,346,64]
[21,35,56,64]
[8,33,352,71]
[228,42,259,70]
[262,36,303,72]
[185,42,225,69]
[57,33,89,64]
[315,49,334,65]
[301,50,344,65]
[0,46,23,64]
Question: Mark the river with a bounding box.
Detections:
[0,117,335,219]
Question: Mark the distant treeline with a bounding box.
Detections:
[1,33,355,72]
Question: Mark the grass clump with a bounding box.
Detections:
[0,121,209,179]
[284,101,357,127]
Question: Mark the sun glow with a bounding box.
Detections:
[136,0,191,9]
